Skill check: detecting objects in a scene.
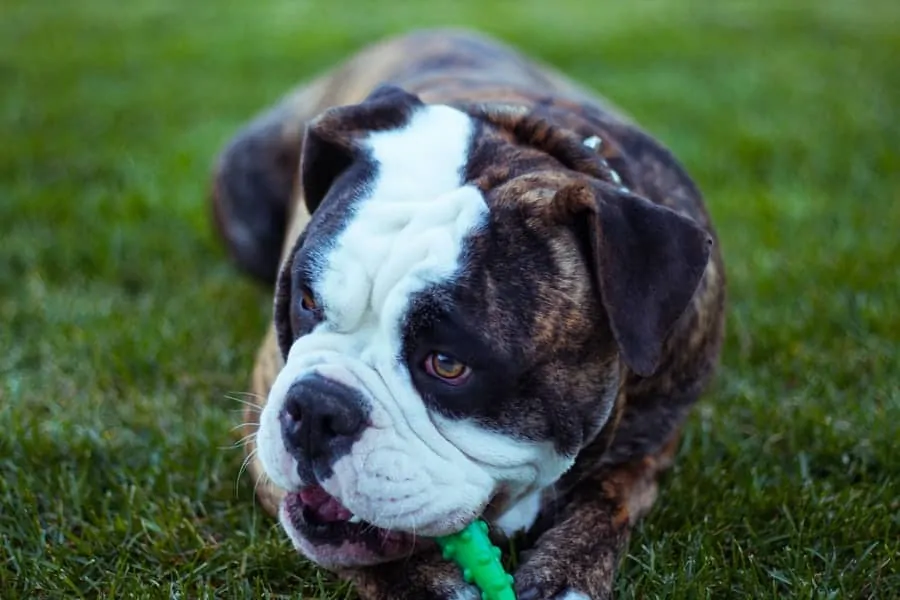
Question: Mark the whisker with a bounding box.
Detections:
[379,515,397,551]
[224,391,262,402]
[253,466,268,499]
[228,404,263,416]
[217,429,258,451]
[224,392,265,412]
[232,431,259,448]
[228,391,266,400]
[369,504,389,534]
[403,517,418,561]
[229,421,255,434]
[361,520,378,535]
[235,447,258,497]
[228,403,263,415]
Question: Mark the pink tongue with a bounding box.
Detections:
[299,486,353,522]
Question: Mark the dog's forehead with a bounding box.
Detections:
[313,103,488,333]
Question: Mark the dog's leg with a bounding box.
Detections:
[341,547,478,600]
[209,76,331,284]
[513,435,680,600]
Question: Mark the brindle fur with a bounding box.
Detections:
[213,29,725,600]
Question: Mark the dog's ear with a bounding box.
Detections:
[555,182,712,377]
[300,85,424,214]
[299,124,356,216]
[273,230,304,358]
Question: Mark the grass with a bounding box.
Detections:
[1,0,898,597]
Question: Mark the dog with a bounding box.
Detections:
[209,29,726,600]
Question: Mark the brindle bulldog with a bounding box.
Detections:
[210,29,725,600]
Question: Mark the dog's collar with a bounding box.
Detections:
[583,135,630,194]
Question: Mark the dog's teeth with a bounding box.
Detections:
[348,515,362,524]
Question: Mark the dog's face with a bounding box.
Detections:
[255,86,711,569]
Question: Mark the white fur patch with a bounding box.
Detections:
[450,589,481,600]
[317,104,479,330]
[556,591,591,600]
[494,489,543,537]
[257,103,571,543]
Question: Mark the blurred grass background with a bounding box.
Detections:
[1,0,898,598]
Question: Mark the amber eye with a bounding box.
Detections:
[424,352,471,384]
[299,288,317,312]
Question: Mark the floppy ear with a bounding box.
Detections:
[273,230,304,358]
[557,182,712,377]
[299,84,424,214]
[299,124,356,216]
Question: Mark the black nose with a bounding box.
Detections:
[279,375,367,462]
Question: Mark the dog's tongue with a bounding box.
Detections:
[299,485,352,522]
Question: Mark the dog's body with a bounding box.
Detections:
[211,30,725,600]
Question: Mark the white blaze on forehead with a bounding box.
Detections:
[317,104,485,334]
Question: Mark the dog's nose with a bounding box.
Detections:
[279,375,366,461]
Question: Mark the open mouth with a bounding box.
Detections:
[282,485,427,565]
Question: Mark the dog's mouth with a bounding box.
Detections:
[282,485,427,566]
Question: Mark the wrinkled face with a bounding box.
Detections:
[255,93,623,569]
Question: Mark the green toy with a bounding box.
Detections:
[435,519,516,600]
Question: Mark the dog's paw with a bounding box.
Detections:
[353,577,478,600]
[515,563,608,600]
[517,586,595,600]
[553,590,593,600]
[344,547,482,600]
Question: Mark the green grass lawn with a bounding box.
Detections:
[2,0,898,598]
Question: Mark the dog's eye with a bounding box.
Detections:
[290,284,322,339]
[424,352,471,384]
[300,287,318,312]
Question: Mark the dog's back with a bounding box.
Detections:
[212,29,646,284]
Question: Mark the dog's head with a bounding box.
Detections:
[255,86,711,568]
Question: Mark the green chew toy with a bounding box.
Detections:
[435,519,516,600]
